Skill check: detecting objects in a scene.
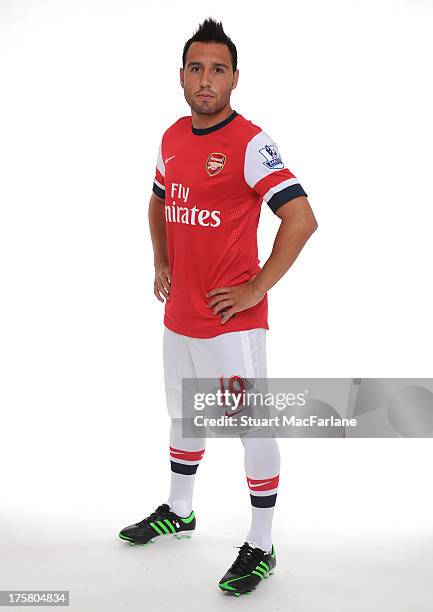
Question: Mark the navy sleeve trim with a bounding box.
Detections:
[152,182,165,200]
[267,183,308,213]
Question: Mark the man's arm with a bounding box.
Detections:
[251,195,318,295]
[206,196,318,324]
[148,192,170,303]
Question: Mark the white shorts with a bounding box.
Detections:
[163,325,267,418]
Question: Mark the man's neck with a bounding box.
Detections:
[191,105,233,130]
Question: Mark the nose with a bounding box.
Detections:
[200,66,212,88]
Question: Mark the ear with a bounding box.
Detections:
[180,67,184,89]
[231,69,239,91]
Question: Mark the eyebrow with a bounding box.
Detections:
[186,61,229,69]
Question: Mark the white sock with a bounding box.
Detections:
[167,418,205,518]
[167,473,195,518]
[241,434,280,554]
[245,507,275,553]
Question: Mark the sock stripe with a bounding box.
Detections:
[170,447,205,462]
[170,460,199,475]
[250,492,277,508]
[246,474,279,492]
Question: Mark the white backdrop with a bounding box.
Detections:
[0,1,432,610]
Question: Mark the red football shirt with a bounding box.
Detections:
[152,110,307,339]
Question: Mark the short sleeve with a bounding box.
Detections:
[152,140,165,200]
[244,130,308,213]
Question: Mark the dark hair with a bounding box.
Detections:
[182,18,237,73]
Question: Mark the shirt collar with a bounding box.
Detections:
[191,110,238,135]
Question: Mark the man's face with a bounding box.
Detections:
[180,41,239,115]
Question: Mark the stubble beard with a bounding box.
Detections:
[187,94,228,117]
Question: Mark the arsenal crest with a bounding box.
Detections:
[206,152,226,177]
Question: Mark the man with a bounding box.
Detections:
[119,18,317,597]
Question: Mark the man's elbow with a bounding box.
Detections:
[304,203,318,235]
[299,211,318,238]
[308,217,318,235]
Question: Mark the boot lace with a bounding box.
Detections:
[136,503,171,527]
[230,542,263,574]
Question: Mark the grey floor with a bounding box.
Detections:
[1,512,432,612]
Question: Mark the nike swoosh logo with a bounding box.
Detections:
[165,155,176,164]
[249,480,274,489]
[224,406,247,418]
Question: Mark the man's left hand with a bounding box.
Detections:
[206,274,265,324]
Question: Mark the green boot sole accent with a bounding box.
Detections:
[118,533,133,542]
[119,532,193,546]
[219,570,275,597]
